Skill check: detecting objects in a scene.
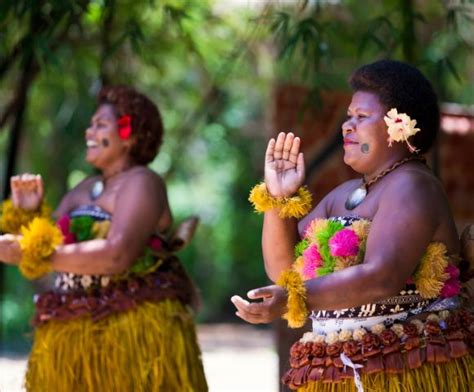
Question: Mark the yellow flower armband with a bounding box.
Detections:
[19,217,63,280]
[277,269,309,328]
[248,183,312,219]
[0,199,52,234]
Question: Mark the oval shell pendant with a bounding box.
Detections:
[345,184,367,210]
[90,180,104,201]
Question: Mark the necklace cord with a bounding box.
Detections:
[363,156,426,188]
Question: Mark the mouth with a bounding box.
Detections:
[343,138,358,145]
[86,140,99,148]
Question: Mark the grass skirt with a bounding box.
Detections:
[25,299,208,391]
[298,354,473,392]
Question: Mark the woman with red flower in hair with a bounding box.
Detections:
[0,86,208,391]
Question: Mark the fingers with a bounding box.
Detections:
[265,138,275,164]
[10,176,21,206]
[35,175,44,199]
[231,295,271,324]
[247,286,274,300]
[10,173,42,192]
[272,132,300,162]
[289,137,301,164]
[296,152,306,182]
[282,133,294,160]
[273,132,286,160]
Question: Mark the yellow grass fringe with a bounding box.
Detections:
[278,269,309,328]
[25,299,208,392]
[249,182,312,219]
[414,242,450,299]
[297,354,474,392]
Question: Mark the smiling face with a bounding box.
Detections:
[85,104,132,170]
[341,91,407,176]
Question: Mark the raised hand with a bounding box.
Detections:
[11,174,44,211]
[265,132,305,197]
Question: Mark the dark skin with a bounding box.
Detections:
[231,91,459,324]
[0,103,172,275]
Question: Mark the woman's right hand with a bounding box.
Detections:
[264,132,305,197]
[11,174,44,211]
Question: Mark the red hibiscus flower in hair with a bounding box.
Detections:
[118,115,132,140]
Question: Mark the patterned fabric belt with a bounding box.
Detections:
[33,257,195,326]
[311,312,411,334]
[311,285,434,320]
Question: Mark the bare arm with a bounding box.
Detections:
[262,133,306,280]
[51,172,168,275]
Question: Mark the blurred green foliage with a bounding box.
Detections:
[1,0,472,350]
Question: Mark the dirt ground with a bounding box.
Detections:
[0,323,279,392]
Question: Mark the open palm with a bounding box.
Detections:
[264,132,305,197]
[11,174,44,211]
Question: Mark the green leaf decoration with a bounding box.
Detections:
[70,216,96,242]
[294,238,309,258]
[130,247,157,274]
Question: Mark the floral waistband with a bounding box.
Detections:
[282,308,474,390]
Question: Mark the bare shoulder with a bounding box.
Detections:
[62,175,99,200]
[380,166,445,209]
[121,166,166,192]
[324,178,361,208]
[302,178,360,225]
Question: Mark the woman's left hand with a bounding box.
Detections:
[0,234,22,265]
[231,285,287,324]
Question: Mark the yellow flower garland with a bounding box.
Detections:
[277,269,309,328]
[0,199,51,234]
[19,217,63,280]
[249,182,312,219]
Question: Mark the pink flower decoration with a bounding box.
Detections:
[302,244,322,279]
[329,229,359,257]
[148,236,163,251]
[56,215,76,244]
[440,264,461,298]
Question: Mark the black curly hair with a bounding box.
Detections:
[97,86,164,165]
[349,60,440,154]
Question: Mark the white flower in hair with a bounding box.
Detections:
[384,108,420,153]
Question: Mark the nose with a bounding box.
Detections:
[85,124,95,139]
[342,118,355,137]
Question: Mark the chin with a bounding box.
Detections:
[343,152,356,167]
[85,153,101,169]
[343,154,364,174]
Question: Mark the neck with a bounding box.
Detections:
[101,158,133,181]
[364,154,425,189]
[364,153,411,183]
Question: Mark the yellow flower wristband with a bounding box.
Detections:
[277,269,309,328]
[0,199,51,234]
[19,217,63,280]
[248,183,312,219]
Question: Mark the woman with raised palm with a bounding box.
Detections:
[0,86,207,391]
[232,60,472,391]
